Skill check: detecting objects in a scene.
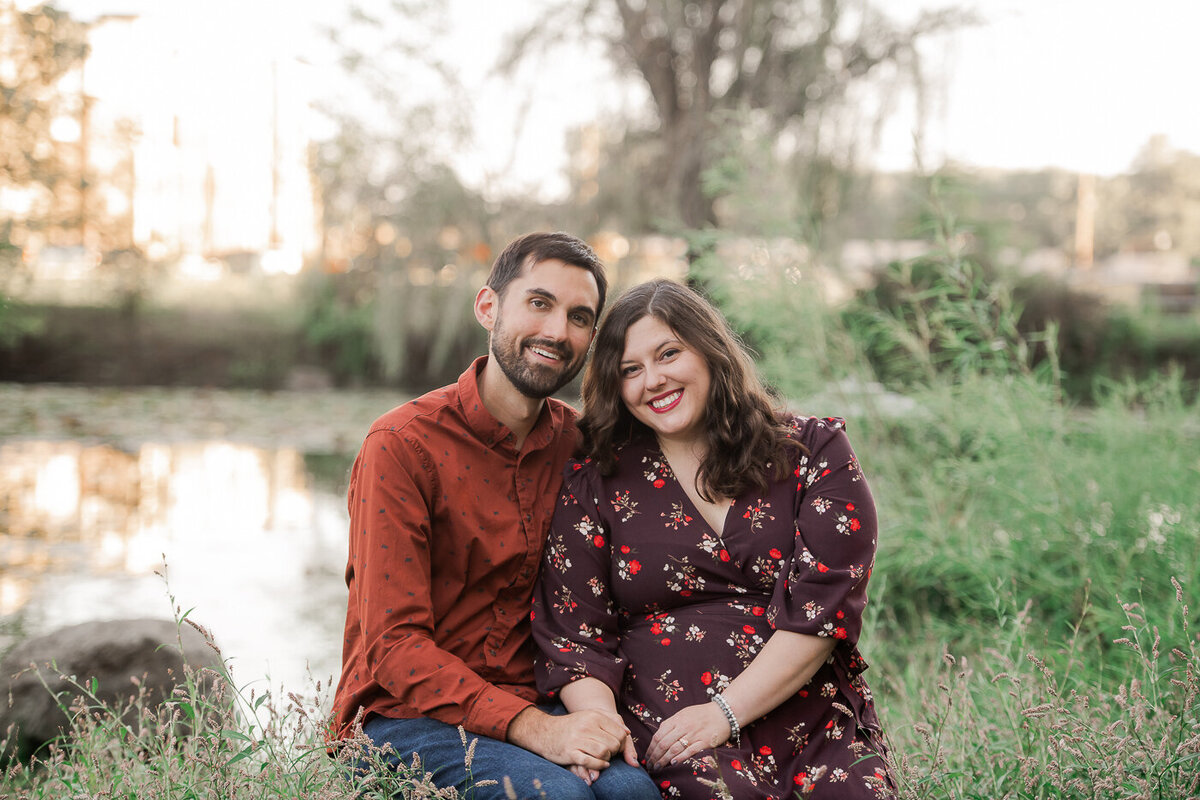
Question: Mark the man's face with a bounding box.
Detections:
[486,258,600,399]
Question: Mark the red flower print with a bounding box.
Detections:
[731,759,743,770]
[742,624,755,634]
[836,610,844,619]
[849,518,861,531]
[620,545,631,553]
[751,606,765,616]
[799,689,808,697]
[834,627,848,639]
[630,559,642,574]
[653,479,665,488]
[651,623,662,635]
[817,562,829,573]
[661,637,671,646]
[572,463,582,471]
[680,589,692,597]
[759,745,772,755]
[719,549,730,562]
[592,535,605,547]
[769,548,782,559]
[794,772,807,784]
[660,780,670,788]
[846,503,855,511]
[701,671,713,685]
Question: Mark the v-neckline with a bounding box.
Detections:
[654,441,735,537]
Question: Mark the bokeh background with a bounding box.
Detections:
[1,1,1198,795]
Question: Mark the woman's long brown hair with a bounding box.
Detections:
[578,279,799,500]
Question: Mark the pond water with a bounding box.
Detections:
[0,437,356,697]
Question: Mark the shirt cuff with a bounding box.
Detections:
[463,685,536,741]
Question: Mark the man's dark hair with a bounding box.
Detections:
[487,232,608,320]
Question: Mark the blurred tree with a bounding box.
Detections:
[504,0,969,234]
[311,1,496,387]
[0,2,89,243]
[1097,135,1200,259]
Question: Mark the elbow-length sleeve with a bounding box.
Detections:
[769,416,878,650]
[532,460,628,698]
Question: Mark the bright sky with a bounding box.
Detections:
[56,0,1200,193]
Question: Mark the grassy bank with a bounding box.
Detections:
[2,253,1199,798]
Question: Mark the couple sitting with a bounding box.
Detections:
[331,232,893,800]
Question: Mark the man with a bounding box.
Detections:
[333,232,659,800]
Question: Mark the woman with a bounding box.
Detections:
[532,280,894,799]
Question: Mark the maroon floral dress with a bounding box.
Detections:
[532,416,894,799]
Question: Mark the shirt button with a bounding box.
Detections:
[488,648,498,656]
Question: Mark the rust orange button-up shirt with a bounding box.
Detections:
[333,357,580,741]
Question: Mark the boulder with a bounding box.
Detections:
[0,618,224,761]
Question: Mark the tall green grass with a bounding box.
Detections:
[705,233,1200,798]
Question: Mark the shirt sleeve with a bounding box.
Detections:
[348,430,532,737]
[768,417,878,649]
[532,461,628,698]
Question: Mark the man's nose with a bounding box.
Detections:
[540,311,569,341]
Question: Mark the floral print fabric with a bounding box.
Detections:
[532,416,894,799]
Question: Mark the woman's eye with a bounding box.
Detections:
[660,348,680,360]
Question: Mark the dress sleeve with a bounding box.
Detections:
[768,417,878,649]
[532,460,627,698]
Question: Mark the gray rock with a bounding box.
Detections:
[0,618,224,761]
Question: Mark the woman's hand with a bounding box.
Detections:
[645,701,730,770]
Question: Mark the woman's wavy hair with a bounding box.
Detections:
[579,279,799,500]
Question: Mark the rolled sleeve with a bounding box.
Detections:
[769,417,878,649]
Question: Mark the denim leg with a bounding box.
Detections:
[590,756,663,800]
[362,713,598,800]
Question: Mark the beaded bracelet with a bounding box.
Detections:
[712,692,740,747]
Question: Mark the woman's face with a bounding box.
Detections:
[618,315,712,447]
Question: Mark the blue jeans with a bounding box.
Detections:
[361,706,660,800]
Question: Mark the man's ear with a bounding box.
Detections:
[474,286,499,332]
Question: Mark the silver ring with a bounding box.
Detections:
[679,736,689,747]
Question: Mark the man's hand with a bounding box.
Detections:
[507,706,630,771]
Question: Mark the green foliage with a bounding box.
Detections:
[0,572,475,799]
[693,207,1200,795]
[884,586,1200,799]
[299,272,378,386]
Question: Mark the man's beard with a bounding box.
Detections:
[490,318,583,399]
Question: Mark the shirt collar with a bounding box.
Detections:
[457,355,565,451]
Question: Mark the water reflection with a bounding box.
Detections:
[0,439,351,694]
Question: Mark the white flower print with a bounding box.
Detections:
[552,586,577,614]
[741,500,775,532]
[662,501,694,530]
[610,490,639,521]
